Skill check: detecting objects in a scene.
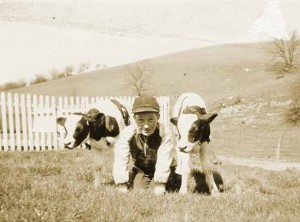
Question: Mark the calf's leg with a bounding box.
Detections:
[91,147,104,187]
[176,151,191,194]
[199,142,219,195]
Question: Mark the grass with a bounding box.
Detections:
[1,149,300,221]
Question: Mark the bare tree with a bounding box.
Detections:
[64,65,74,77]
[125,62,152,96]
[286,74,300,126]
[78,62,89,73]
[271,31,300,73]
[0,80,27,91]
[30,74,48,85]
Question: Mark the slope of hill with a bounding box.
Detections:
[9,41,291,104]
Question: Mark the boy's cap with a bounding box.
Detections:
[132,95,159,113]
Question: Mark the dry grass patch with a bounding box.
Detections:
[0,149,299,221]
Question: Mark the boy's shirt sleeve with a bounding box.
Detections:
[113,125,134,184]
[154,124,174,183]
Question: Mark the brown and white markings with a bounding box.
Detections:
[56,99,130,187]
[170,92,220,195]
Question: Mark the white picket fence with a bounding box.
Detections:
[0,92,169,151]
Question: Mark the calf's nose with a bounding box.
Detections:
[64,142,73,149]
[179,146,188,152]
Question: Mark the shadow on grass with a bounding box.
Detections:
[166,168,224,195]
[99,169,225,195]
[192,169,224,194]
[102,179,115,186]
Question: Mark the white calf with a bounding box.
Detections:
[170,93,219,195]
[56,99,130,187]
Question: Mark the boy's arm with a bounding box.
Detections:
[113,126,133,185]
[154,125,174,184]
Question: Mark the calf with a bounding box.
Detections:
[56,99,130,187]
[170,93,219,195]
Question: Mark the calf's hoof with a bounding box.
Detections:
[179,188,188,195]
[210,189,220,197]
[154,183,166,196]
[94,181,101,188]
[94,176,101,187]
[117,184,128,193]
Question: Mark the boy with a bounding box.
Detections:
[113,95,176,195]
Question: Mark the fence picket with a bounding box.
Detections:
[27,94,34,151]
[39,95,46,150]
[75,96,80,111]
[57,96,64,149]
[45,95,52,150]
[70,96,75,113]
[63,96,69,116]
[81,96,86,112]
[32,95,40,150]
[14,93,22,151]
[50,96,58,150]
[1,92,8,151]
[20,94,28,150]
[7,93,15,150]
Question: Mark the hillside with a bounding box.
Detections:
[9,41,289,103]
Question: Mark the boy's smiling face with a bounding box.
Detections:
[134,112,159,136]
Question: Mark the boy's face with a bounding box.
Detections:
[134,112,159,136]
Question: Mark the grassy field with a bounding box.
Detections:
[1,149,300,222]
[1,2,300,221]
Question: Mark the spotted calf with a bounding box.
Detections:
[170,93,219,195]
[56,99,130,187]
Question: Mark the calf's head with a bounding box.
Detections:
[56,108,120,149]
[170,109,217,153]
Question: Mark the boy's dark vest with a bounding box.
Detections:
[128,127,162,177]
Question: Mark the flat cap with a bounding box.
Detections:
[132,95,159,113]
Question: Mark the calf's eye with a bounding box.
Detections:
[188,130,199,143]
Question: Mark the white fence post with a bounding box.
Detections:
[14,93,22,151]
[32,95,40,150]
[1,92,9,151]
[57,96,64,150]
[20,94,28,151]
[27,94,34,151]
[51,96,58,150]
[7,93,15,150]
[157,96,170,128]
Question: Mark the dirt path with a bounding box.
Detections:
[219,156,300,171]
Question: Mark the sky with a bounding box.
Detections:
[0,0,299,85]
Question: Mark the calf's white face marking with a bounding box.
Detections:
[173,113,218,153]
[57,115,90,148]
[176,114,198,152]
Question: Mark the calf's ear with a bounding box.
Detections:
[82,112,102,122]
[56,117,66,126]
[198,113,218,123]
[207,113,218,123]
[105,116,120,137]
[170,117,178,126]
